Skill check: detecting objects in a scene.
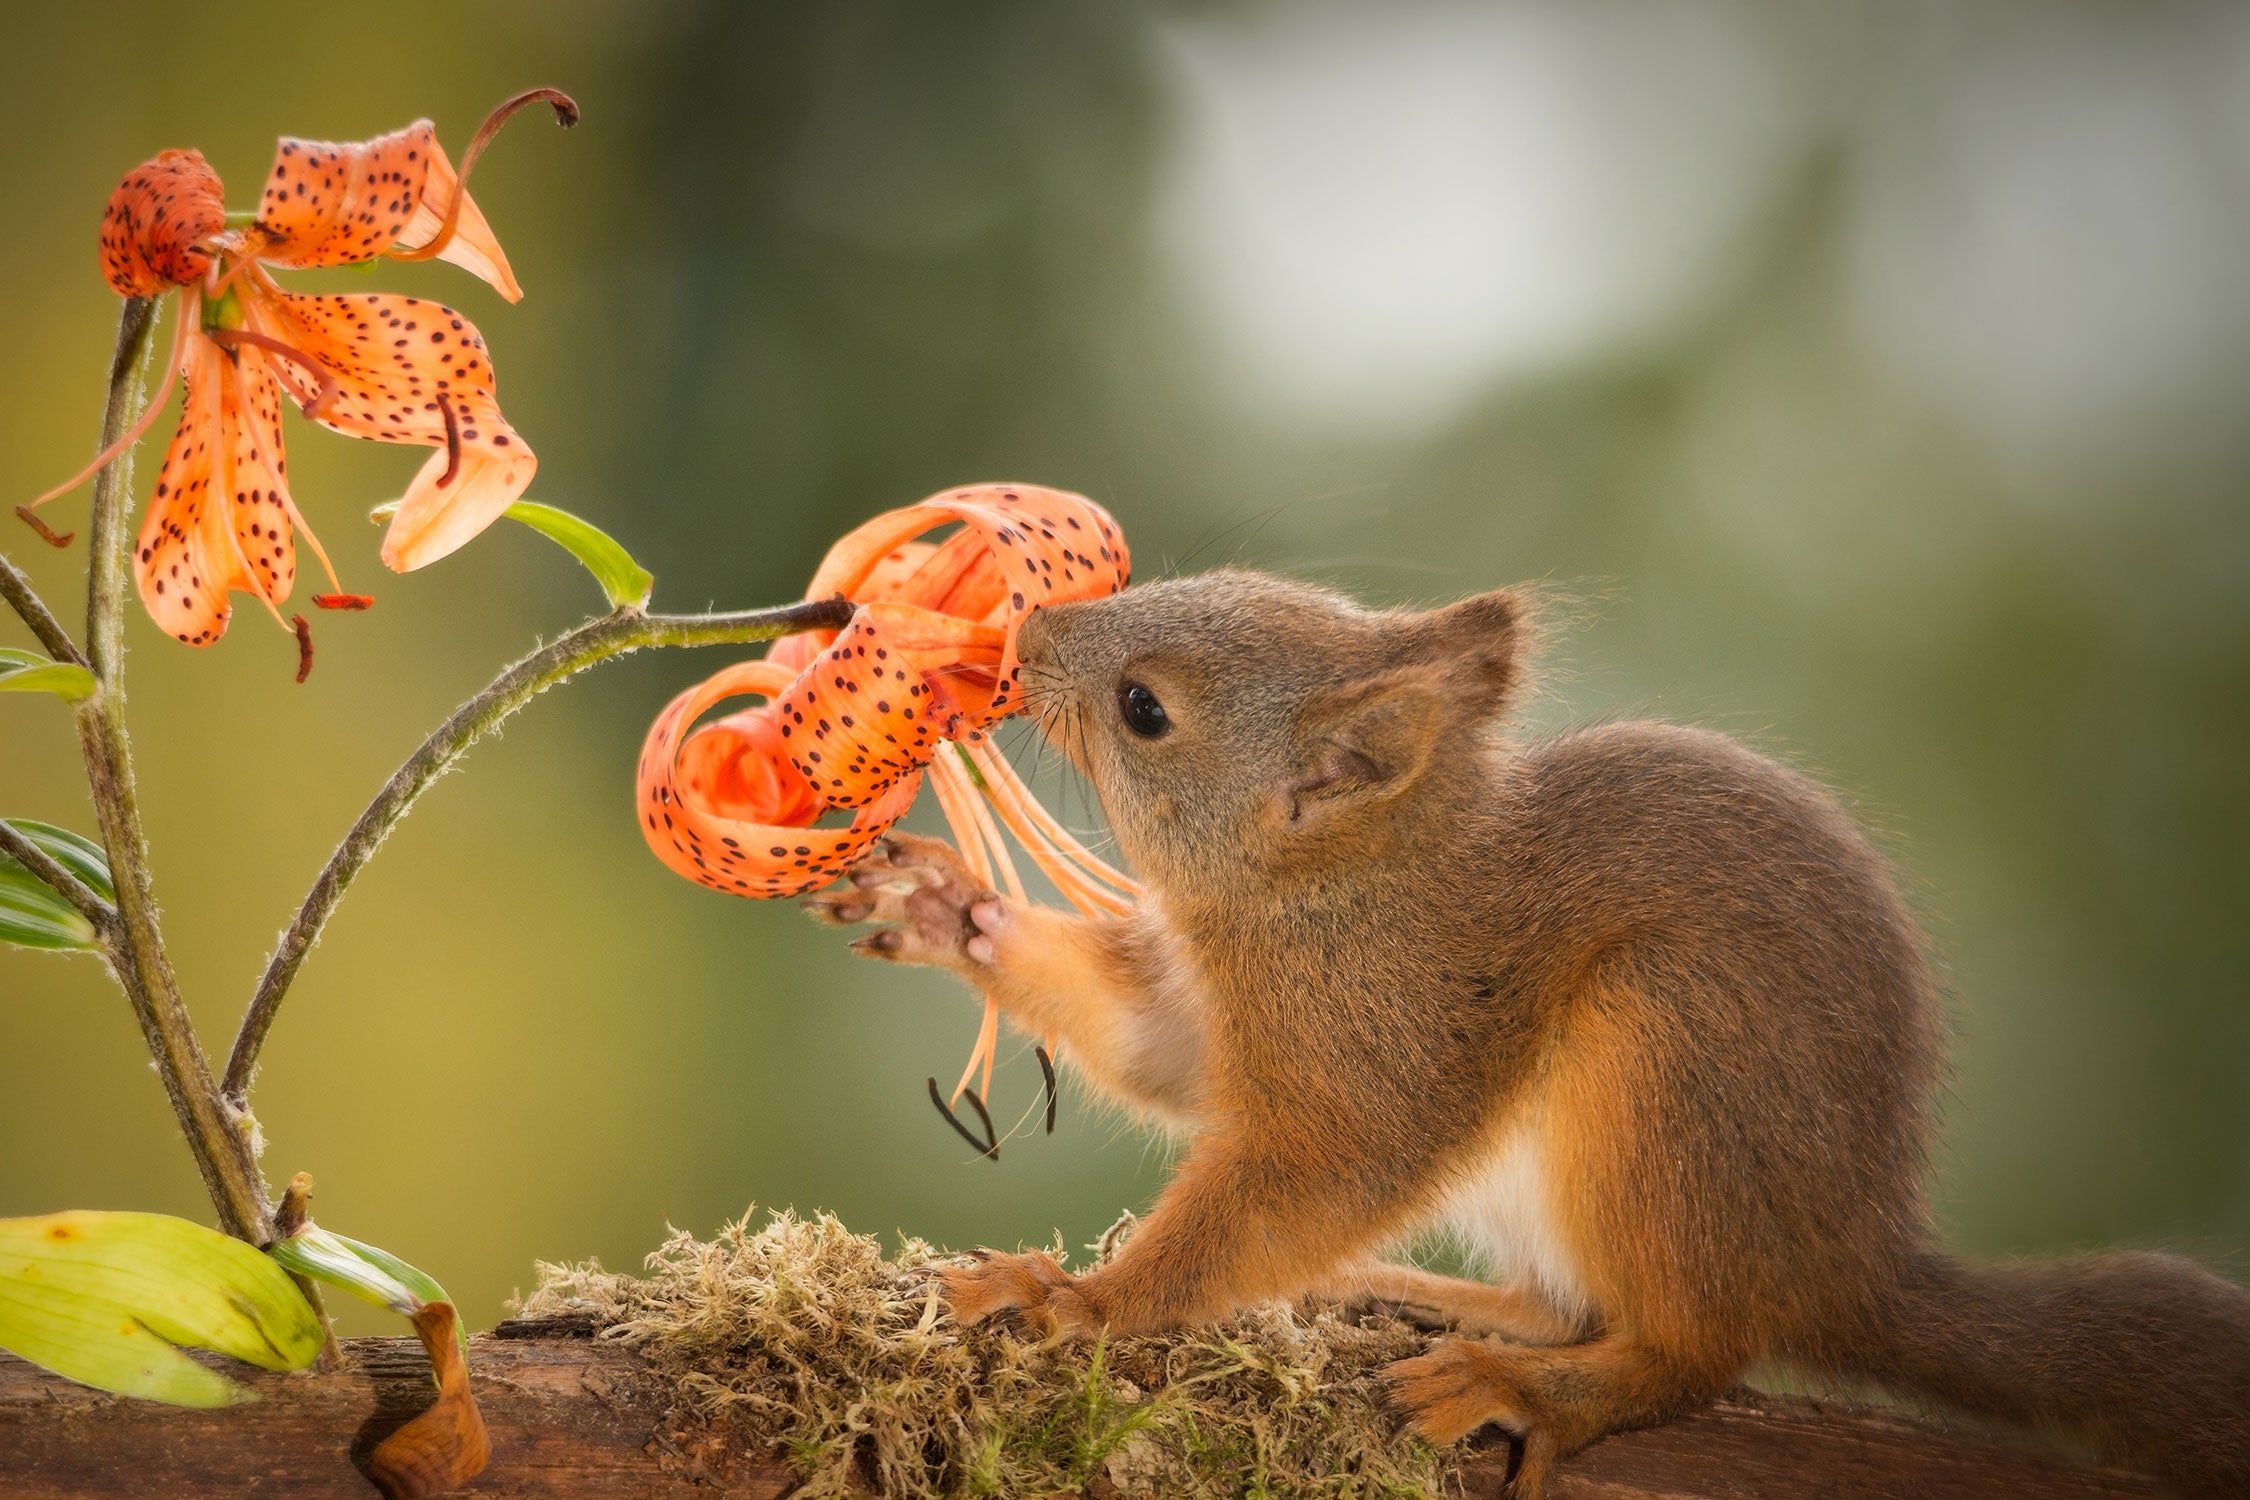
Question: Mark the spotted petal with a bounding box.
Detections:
[784,484,1130,729]
[253,121,520,300]
[220,355,300,609]
[254,126,436,270]
[243,288,535,570]
[775,602,1005,809]
[676,704,824,830]
[768,539,939,674]
[134,336,271,645]
[638,660,919,898]
[378,426,538,572]
[394,140,521,302]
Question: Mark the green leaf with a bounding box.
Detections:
[0,820,114,954]
[368,497,654,608]
[0,1211,326,1407]
[0,647,96,702]
[269,1226,466,1355]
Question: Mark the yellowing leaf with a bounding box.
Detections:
[0,646,97,702]
[0,1277,243,1407]
[0,1211,325,1407]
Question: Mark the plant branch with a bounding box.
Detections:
[65,296,274,1244]
[0,552,87,667]
[0,820,116,931]
[221,594,854,1102]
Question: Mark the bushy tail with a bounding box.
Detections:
[1851,1250,2250,1495]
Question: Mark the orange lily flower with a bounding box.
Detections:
[637,485,1140,1137]
[23,91,575,647]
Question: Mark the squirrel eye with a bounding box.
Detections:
[1118,682,1170,739]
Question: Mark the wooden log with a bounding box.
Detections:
[0,1323,2160,1498]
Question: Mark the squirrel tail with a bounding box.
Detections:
[1842,1249,2250,1495]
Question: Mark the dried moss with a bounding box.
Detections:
[519,1208,1460,1498]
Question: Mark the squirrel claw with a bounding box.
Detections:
[821,832,1005,972]
[1384,1339,1542,1454]
[801,894,874,926]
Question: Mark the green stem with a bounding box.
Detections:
[0,552,88,667]
[67,297,275,1244]
[221,594,853,1103]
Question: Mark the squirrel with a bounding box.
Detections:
[805,568,2250,1497]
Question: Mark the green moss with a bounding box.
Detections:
[520,1208,1458,1498]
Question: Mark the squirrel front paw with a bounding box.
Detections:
[938,1249,1105,1340]
[802,833,1010,972]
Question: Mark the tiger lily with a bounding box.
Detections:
[637,485,1139,1139]
[22,91,574,647]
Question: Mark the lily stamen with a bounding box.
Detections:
[392,89,578,267]
[13,507,72,548]
[636,485,1133,1138]
[225,356,353,609]
[434,396,461,489]
[22,289,196,525]
[204,325,340,422]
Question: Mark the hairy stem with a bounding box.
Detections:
[221,594,854,1103]
[0,819,117,931]
[66,297,276,1243]
[0,552,88,667]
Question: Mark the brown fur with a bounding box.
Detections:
[809,568,2250,1497]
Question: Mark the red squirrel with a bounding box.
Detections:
[807,569,2250,1496]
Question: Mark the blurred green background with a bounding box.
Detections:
[3,1,2245,1337]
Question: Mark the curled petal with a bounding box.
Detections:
[241,288,535,570]
[784,484,1130,729]
[393,142,520,302]
[768,540,938,674]
[254,124,440,271]
[247,289,502,444]
[390,90,575,301]
[100,151,226,296]
[378,416,537,572]
[677,705,824,829]
[253,111,531,300]
[638,661,917,898]
[776,602,1005,809]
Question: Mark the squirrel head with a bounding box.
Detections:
[1013,568,1527,893]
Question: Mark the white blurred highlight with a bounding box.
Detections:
[1849,4,2250,489]
[1153,1,1809,434]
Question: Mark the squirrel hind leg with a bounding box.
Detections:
[1385,1333,1725,1499]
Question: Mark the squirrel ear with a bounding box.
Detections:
[1282,667,1449,828]
[1398,588,1525,717]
